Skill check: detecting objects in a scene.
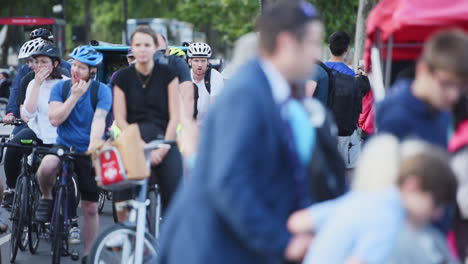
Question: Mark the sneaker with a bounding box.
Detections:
[34,199,53,223]
[69,227,81,245]
[2,190,14,208]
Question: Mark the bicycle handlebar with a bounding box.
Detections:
[144,140,176,152]
[0,141,89,164]
[0,118,25,126]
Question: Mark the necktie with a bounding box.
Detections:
[281,99,315,208]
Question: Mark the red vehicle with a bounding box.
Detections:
[0,17,66,67]
[364,0,468,99]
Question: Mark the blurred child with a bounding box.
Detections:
[288,134,457,264]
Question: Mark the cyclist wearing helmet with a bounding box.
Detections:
[4,28,71,128]
[188,42,224,125]
[35,45,111,262]
[30,28,54,42]
[2,44,66,209]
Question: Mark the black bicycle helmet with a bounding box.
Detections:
[30,28,54,42]
[31,44,61,61]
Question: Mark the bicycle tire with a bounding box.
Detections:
[98,191,105,213]
[18,175,29,252]
[9,175,26,262]
[51,187,65,264]
[146,187,161,239]
[87,224,157,264]
[28,176,41,254]
[111,193,118,223]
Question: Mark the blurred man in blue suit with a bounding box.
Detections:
[158,1,323,263]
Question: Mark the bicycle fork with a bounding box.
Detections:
[134,183,148,264]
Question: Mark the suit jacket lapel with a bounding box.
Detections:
[251,59,288,147]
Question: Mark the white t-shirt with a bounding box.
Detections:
[21,77,67,144]
[191,68,224,125]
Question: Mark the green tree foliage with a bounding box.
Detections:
[311,0,360,40]
[172,0,259,46]
[2,0,361,52]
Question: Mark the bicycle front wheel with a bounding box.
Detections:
[146,187,162,239]
[51,187,65,264]
[28,176,41,254]
[88,224,157,264]
[98,191,105,213]
[9,175,28,262]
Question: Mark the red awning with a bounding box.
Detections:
[0,17,56,26]
[364,0,468,71]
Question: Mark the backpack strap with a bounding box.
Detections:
[61,79,72,102]
[61,79,100,111]
[90,80,100,111]
[193,83,199,119]
[315,61,335,108]
[204,66,211,94]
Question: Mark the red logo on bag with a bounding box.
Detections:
[98,149,125,186]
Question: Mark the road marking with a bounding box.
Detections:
[0,233,10,246]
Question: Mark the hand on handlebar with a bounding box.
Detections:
[87,138,106,154]
[3,114,15,124]
[150,148,168,166]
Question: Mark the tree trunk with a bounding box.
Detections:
[353,0,377,70]
[1,3,16,67]
[84,0,92,43]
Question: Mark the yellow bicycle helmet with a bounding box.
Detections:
[169,47,186,58]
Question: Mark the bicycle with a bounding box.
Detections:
[88,140,173,264]
[36,146,85,264]
[0,135,45,262]
[98,190,112,214]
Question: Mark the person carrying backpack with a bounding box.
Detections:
[324,31,362,171]
[35,45,112,263]
[187,42,224,125]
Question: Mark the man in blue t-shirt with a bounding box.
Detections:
[325,31,361,170]
[35,45,111,263]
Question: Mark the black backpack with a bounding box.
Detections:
[316,61,362,136]
[304,99,348,202]
[61,79,113,129]
[193,66,212,119]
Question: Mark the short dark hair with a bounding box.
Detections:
[130,25,159,47]
[255,0,320,54]
[397,145,457,206]
[328,31,350,56]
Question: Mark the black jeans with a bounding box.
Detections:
[4,127,45,189]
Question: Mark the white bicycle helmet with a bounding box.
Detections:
[18,38,47,59]
[187,42,212,58]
